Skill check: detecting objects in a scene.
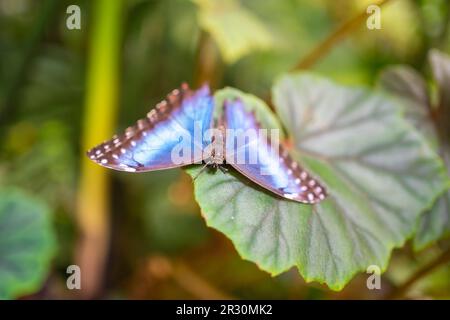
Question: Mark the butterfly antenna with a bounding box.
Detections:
[193,162,210,181]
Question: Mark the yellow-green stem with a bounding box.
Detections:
[76,0,123,298]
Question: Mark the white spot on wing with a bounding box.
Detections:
[118,164,136,172]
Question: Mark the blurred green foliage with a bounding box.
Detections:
[379,49,450,251]
[0,189,55,299]
[0,0,449,299]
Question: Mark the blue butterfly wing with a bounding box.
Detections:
[87,84,214,172]
[224,99,326,204]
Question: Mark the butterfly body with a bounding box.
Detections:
[87,84,327,204]
[207,125,227,167]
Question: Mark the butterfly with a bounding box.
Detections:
[87,83,327,204]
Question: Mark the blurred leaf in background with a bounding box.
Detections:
[193,0,272,64]
[0,189,56,299]
[379,49,450,251]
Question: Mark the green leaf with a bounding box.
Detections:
[187,73,449,290]
[378,51,450,250]
[193,0,272,64]
[377,66,437,148]
[414,192,450,250]
[0,189,56,299]
[425,50,450,249]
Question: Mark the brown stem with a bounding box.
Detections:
[291,0,394,71]
[193,31,223,89]
[387,248,450,299]
[172,260,234,300]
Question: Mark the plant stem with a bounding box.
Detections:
[172,260,233,299]
[76,0,123,299]
[387,248,450,299]
[193,31,223,89]
[291,0,394,71]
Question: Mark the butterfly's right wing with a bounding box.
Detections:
[224,99,326,204]
[87,84,214,172]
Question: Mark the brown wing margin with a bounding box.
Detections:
[87,83,195,169]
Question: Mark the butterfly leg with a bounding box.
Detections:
[193,161,211,181]
[219,165,228,174]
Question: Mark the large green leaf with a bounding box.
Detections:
[378,50,450,250]
[193,0,272,64]
[187,73,449,290]
[0,189,56,299]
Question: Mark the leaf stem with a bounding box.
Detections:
[387,248,450,299]
[291,0,394,71]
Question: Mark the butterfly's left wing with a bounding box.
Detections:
[87,83,214,172]
[224,99,326,204]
